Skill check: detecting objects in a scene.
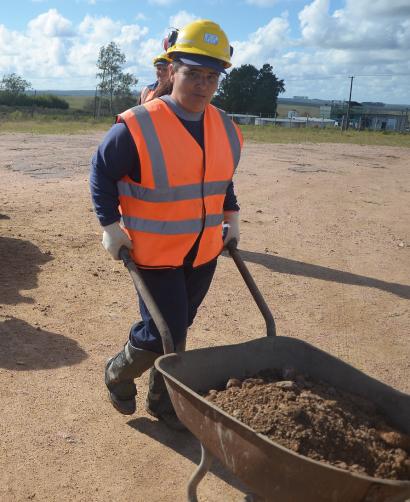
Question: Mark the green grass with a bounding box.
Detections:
[0,117,112,134]
[241,125,410,147]
[1,116,409,147]
[60,95,94,110]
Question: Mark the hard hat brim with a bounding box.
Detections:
[173,54,227,74]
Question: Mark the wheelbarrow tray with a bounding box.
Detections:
[156,335,410,502]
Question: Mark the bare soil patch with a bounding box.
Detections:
[1,133,409,501]
[206,372,410,480]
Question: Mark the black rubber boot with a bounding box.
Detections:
[145,341,187,431]
[105,341,157,415]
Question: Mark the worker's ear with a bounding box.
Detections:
[168,63,177,82]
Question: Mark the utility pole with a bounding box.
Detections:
[31,89,36,118]
[345,76,354,131]
[94,85,98,119]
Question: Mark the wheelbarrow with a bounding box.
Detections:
[119,243,410,502]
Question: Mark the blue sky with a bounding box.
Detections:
[1,0,409,104]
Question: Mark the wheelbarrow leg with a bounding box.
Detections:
[187,443,214,502]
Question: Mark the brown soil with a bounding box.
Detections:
[1,133,409,501]
[205,371,410,480]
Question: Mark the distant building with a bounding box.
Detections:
[254,117,336,128]
[319,105,332,119]
[361,102,385,107]
[359,113,408,131]
[229,108,408,132]
[293,96,309,100]
[328,102,408,131]
[228,113,259,125]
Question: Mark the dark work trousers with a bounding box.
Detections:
[129,258,218,354]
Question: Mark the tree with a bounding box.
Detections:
[213,64,285,116]
[214,65,259,114]
[253,64,285,116]
[96,42,138,116]
[1,73,31,95]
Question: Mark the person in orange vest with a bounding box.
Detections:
[90,19,242,429]
[138,52,171,104]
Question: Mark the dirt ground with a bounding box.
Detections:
[1,132,409,501]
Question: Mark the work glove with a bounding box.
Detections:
[102,221,132,260]
[223,211,240,247]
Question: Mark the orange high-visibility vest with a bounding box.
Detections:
[139,86,156,104]
[117,98,242,268]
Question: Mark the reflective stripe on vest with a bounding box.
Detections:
[216,108,241,170]
[118,179,230,202]
[118,99,243,268]
[130,106,169,187]
[122,213,224,235]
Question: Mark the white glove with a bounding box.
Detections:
[102,221,132,260]
[223,211,240,247]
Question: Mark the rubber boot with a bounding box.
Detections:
[145,341,187,431]
[105,340,158,415]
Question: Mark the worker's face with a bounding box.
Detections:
[155,64,169,84]
[169,64,220,113]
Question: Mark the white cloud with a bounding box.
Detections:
[231,16,290,67]
[0,10,156,89]
[285,0,410,102]
[78,15,119,42]
[0,2,409,102]
[299,0,410,50]
[137,38,166,70]
[28,9,74,38]
[116,24,149,46]
[225,1,409,103]
[344,0,410,18]
[0,10,76,80]
[168,10,198,30]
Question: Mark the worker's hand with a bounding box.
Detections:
[102,222,132,260]
[223,211,240,247]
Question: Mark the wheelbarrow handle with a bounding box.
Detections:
[226,240,276,337]
[119,246,175,355]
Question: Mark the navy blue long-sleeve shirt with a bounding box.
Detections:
[90,97,240,227]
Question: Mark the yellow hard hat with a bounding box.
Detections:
[153,53,171,66]
[165,20,232,69]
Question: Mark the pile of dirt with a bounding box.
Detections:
[205,369,410,480]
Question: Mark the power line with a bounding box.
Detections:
[355,73,410,77]
[285,73,410,81]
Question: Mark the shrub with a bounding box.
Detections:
[0,91,69,109]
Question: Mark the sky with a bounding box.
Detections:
[1,0,410,104]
